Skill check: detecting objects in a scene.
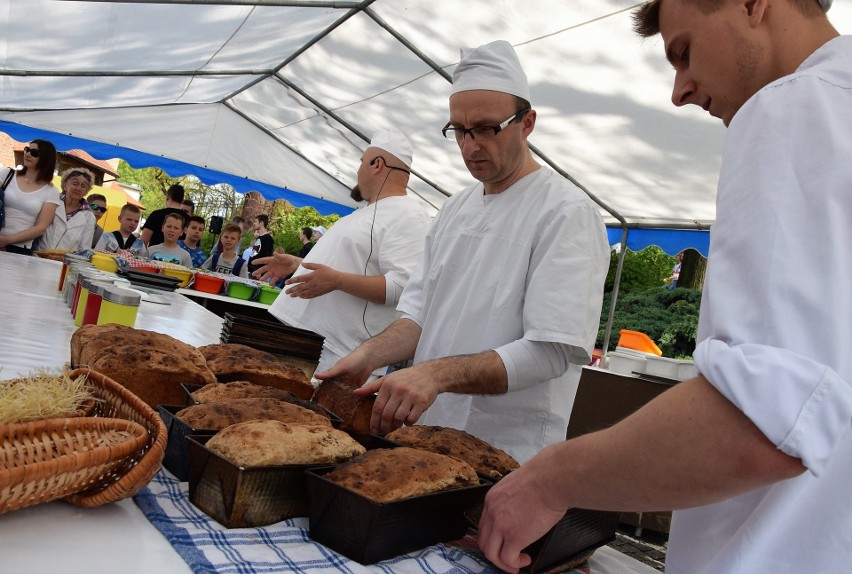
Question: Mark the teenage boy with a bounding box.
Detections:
[95,203,148,257]
[141,184,188,247]
[200,223,248,278]
[147,212,193,267]
[247,214,273,274]
[178,215,207,267]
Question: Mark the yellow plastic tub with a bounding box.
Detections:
[161,267,194,288]
[90,252,119,273]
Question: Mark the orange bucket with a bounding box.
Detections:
[617,330,662,356]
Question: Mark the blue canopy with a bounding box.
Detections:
[607,227,710,257]
[0,121,354,217]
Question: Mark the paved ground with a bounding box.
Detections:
[608,525,668,571]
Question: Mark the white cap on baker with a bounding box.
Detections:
[368,128,414,169]
[450,40,530,103]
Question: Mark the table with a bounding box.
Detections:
[0,251,659,574]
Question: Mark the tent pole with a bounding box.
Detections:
[601,228,629,358]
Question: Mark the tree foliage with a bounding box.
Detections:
[605,245,676,294]
[269,204,340,255]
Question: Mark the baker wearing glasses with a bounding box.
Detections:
[320,41,610,464]
[0,140,61,255]
[40,167,98,252]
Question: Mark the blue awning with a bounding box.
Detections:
[607,227,710,257]
[1,121,354,217]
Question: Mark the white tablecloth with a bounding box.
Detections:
[0,251,659,574]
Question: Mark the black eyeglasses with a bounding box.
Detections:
[68,170,93,182]
[89,204,106,212]
[442,108,530,143]
[23,146,41,158]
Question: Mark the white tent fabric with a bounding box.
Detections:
[1,0,850,224]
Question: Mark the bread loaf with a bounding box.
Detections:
[191,381,327,415]
[176,397,331,431]
[323,447,479,502]
[312,378,374,437]
[386,426,519,480]
[71,324,217,408]
[199,343,314,400]
[206,420,365,467]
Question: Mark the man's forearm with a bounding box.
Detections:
[336,273,387,304]
[527,376,805,513]
[358,318,421,370]
[423,351,509,396]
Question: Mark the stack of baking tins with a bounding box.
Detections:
[220,313,324,377]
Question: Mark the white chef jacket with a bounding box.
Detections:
[40,202,96,251]
[0,176,60,249]
[270,195,430,367]
[398,168,609,463]
[666,36,852,574]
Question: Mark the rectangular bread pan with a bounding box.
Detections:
[157,405,216,482]
[307,465,491,564]
[520,508,620,574]
[187,434,323,528]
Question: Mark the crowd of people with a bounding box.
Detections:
[1,2,848,571]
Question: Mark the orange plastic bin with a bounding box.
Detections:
[617,330,662,356]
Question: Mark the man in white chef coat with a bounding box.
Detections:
[319,40,610,464]
[254,129,431,378]
[477,2,852,573]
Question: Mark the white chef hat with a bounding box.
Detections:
[819,0,832,10]
[368,128,414,169]
[450,40,530,103]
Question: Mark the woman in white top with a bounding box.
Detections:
[40,167,96,251]
[0,140,60,255]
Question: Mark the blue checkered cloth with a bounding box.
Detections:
[134,470,501,574]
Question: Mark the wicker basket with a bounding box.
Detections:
[0,416,149,514]
[62,368,168,507]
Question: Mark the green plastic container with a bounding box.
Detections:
[227,281,257,300]
[258,285,281,305]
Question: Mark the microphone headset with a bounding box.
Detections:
[361,155,409,336]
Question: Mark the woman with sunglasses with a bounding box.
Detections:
[0,140,61,255]
[40,167,97,251]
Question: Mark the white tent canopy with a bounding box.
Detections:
[1,0,850,225]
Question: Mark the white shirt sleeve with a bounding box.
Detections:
[495,338,573,392]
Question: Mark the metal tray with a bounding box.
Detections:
[157,405,216,482]
[307,465,492,565]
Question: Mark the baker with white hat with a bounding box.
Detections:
[254,128,430,378]
[320,40,610,465]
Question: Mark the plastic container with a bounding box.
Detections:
[193,273,225,294]
[98,286,142,327]
[90,252,119,273]
[72,270,101,320]
[258,285,281,305]
[617,329,662,356]
[226,281,257,300]
[161,267,193,288]
[607,352,645,376]
[645,356,697,381]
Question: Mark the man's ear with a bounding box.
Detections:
[745,0,769,27]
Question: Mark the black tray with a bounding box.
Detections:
[307,465,491,565]
[520,508,620,573]
[119,268,181,291]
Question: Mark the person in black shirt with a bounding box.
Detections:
[140,184,188,247]
[298,226,314,258]
[247,213,274,274]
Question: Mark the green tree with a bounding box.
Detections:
[605,245,676,294]
[269,204,340,255]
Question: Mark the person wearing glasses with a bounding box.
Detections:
[40,167,98,251]
[86,193,108,248]
[319,41,609,465]
[0,140,61,255]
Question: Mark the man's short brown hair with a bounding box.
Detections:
[632,0,823,37]
[221,223,242,236]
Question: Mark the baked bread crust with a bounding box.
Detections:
[198,343,314,400]
[191,381,326,415]
[176,397,331,431]
[323,447,479,502]
[311,378,374,437]
[206,420,365,467]
[386,426,519,480]
[71,324,217,407]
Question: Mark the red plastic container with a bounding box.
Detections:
[193,273,225,294]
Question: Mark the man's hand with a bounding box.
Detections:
[478,449,568,573]
[353,363,441,434]
[252,253,300,283]
[284,262,340,299]
[314,348,376,388]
